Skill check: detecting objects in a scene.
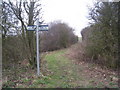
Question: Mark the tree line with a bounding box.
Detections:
[81,2,119,69]
[41,21,78,52]
[1,1,78,69]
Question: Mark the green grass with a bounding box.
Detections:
[78,37,82,42]
[32,49,89,88]
[42,50,74,88]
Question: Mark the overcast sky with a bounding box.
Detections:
[41,0,95,37]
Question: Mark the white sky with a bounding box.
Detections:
[41,0,95,37]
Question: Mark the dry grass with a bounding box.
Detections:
[65,42,118,88]
[66,42,87,61]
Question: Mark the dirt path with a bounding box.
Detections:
[2,48,118,88]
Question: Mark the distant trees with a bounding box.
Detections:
[41,21,78,51]
[81,2,118,69]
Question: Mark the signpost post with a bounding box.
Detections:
[36,19,40,76]
[27,19,49,76]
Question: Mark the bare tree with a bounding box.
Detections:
[5,0,43,68]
